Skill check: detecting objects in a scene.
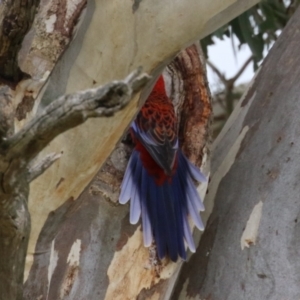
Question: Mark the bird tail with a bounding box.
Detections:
[119,149,206,261]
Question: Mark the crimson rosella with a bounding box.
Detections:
[119,75,206,261]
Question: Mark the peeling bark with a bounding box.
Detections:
[15,0,87,131]
[170,45,212,166]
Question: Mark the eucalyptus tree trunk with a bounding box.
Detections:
[0,0,260,299]
[173,6,300,300]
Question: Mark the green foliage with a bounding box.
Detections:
[201,0,300,68]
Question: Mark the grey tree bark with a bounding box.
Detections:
[172,6,300,300]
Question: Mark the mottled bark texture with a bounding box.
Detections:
[0,0,41,141]
[172,6,300,300]
[0,2,39,299]
[23,44,212,300]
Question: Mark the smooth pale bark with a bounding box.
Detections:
[172,6,300,300]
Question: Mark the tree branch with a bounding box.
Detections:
[1,68,150,165]
[206,60,227,84]
[230,55,253,83]
[27,152,62,183]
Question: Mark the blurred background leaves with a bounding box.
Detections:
[202,0,300,137]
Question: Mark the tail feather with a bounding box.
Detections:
[181,154,207,183]
[150,180,167,258]
[119,151,138,204]
[167,182,187,260]
[129,158,142,224]
[146,177,165,255]
[173,172,199,252]
[157,185,176,260]
[183,215,196,253]
[141,168,152,246]
[119,149,205,261]
[186,177,205,212]
[129,186,141,224]
[161,183,182,261]
[177,168,204,231]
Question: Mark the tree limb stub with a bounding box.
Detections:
[27,152,62,183]
[1,68,150,166]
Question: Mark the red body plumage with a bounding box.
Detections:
[133,76,178,185]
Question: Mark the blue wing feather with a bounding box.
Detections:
[141,168,152,246]
[119,151,138,204]
[182,154,207,182]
